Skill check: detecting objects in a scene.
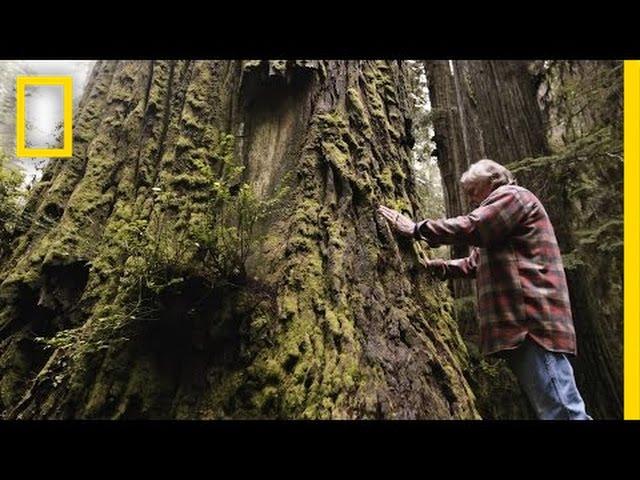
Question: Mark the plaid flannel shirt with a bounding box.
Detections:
[415,184,576,357]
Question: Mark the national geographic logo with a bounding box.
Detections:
[15,76,72,158]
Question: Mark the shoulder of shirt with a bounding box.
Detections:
[489,184,535,200]
[480,184,538,209]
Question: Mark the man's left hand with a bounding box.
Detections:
[378,205,416,237]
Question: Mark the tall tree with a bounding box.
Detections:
[0,60,479,419]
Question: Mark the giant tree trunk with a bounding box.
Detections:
[425,60,622,419]
[0,60,479,419]
[423,61,473,305]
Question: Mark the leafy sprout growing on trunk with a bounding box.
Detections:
[36,132,290,357]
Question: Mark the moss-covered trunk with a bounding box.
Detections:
[425,60,622,419]
[0,60,479,419]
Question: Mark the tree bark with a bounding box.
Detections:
[423,61,473,305]
[0,60,479,419]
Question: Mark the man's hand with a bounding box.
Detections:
[378,205,416,237]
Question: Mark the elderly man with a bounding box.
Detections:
[378,159,591,420]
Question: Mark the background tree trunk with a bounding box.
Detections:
[424,60,623,419]
[423,61,473,303]
[0,60,479,419]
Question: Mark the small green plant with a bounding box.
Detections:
[189,149,290,284]
[39,133,291,358]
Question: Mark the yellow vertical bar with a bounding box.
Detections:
[624,59,640,420]
[15,77,26,157]
[63,77,73,156]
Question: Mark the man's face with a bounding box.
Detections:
[464,179,492,208]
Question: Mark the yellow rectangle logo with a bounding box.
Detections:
[15,76,73,158]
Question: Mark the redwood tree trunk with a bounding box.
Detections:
[0,60,479,419]
[423,61,473,304]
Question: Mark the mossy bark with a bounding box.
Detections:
[424,60,622,419]
[0,60,479,419]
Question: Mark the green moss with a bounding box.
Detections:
[326,221,346,249]
[388,125,402,141]
[380,167,395,191]
[321,141,349,169]
[346,88,374,136]
[388,197,412,214]
[324,309,341,336]
[181,109,205,131]
[280,293,299,319]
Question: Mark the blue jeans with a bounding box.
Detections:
[502,337,592,420]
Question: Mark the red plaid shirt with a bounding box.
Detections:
[415,184,576,357]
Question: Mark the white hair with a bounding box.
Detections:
[460,159,517,189]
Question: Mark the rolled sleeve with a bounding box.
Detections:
[415,186,529,247]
